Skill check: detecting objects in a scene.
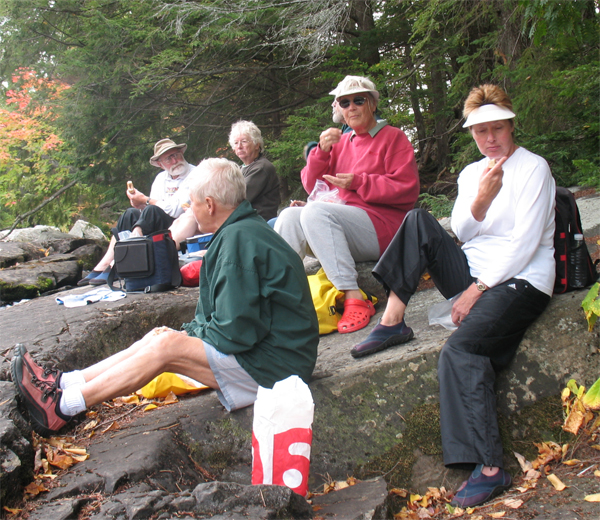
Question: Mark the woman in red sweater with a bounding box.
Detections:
[275,75,419,334]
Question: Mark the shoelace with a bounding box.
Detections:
[30,376,59,401]
[42,366,60,378]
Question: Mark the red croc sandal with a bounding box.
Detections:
[337,298,375,334]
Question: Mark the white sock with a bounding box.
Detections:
[60,370,86,390]
[60,386,87,416]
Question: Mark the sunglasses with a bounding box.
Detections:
[338,96,367,109]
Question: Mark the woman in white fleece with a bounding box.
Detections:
[353,84,556,508]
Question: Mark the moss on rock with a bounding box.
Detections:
[0,276,54,302]
[354,403,442,489]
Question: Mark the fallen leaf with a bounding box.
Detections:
[584,493,600,502]
[488,512,505,518]
[516,480,537,492]
[594,470,600,477]
[3,506,22,514]
[563,407,585,435]
[144,404,158,411]
[423,487,442,502]
[503,498,523,509]
[547,474,567,491]
[64,448,87,456]
[83,419,98,430]
[533,441,562,468]
[47,452,75,470]
[118,394,140,405]
[514,451,533,472]
[562,459,581,466]
[389,488,409,497]
[101,421,120,433]
[24,481,48,496]
[163,391,179,405]
[71,453,89,462]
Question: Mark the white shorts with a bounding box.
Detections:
[203,342,259,412]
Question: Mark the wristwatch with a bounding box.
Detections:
[146,198,150,206]
[475,279,488,292]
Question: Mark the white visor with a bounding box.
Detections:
[463,104,516,128]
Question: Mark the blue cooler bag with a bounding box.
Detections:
[109,229,182,293]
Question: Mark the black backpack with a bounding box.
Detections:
[554,187,598,294]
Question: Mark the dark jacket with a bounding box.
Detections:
[182,200,319,388]
[242,155,280,221]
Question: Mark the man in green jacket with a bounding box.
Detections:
[12,158,319,437]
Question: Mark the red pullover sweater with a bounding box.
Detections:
[302,124,420,254]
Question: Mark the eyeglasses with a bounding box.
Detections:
[160,152,182,164]
[338,96,367,109]
[233,139,251,147]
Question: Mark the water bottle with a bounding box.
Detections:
[569,233,587,289]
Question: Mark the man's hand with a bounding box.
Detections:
[127,189,148,210]
[451,283,485,326]
[323,173,354,190]
[471,156,508,221]
[319,128,342,153]
[290,200,307,207]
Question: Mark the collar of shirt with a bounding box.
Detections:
[349,119,388,141]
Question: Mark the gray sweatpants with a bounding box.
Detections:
[274,202,380,291]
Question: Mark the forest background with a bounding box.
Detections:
[0,0,598,233]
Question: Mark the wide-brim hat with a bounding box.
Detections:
[463,104,516,128]
[150,139,187,167]
[330,75,380,104]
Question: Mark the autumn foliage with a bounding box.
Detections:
[0,68,84,229]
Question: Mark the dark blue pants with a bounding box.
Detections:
[373,209,550,469]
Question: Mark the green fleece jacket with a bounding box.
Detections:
[182,200,319,388]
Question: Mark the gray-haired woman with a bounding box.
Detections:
[229,121,280,221]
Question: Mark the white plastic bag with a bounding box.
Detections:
[307,179,346,205]
[428,292,463,331]
[251,375,314,496]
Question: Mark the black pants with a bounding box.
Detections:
[111,206,175,239]
[373,209,551,469]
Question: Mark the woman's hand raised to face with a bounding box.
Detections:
[471,156,508,222]
[319,128,342,153]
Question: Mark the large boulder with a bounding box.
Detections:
[0,242,48,268]
[0,225,108,304]
[69,220,108,242]
[0,382,34,507]
[0,255,82,304]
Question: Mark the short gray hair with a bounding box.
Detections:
[228,120,265,153]
[189,158,246,208]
